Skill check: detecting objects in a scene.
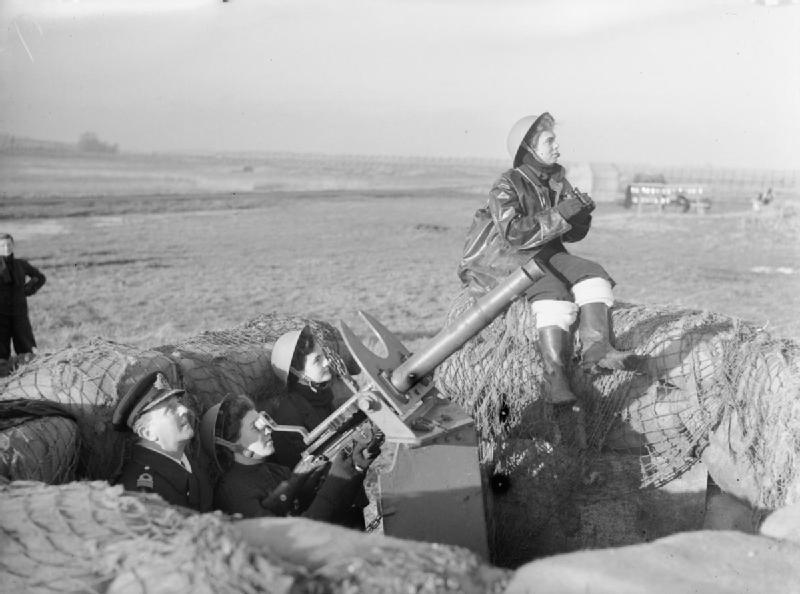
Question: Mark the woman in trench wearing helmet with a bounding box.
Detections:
[199,393,378,525]
[267,326,372,529]
[267,326,357,468]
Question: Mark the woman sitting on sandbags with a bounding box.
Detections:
[199,394,378,527]
[458,112,641,405]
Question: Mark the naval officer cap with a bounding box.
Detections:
[112,371,186,430]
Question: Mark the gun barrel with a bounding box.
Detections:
[390,260,540,393]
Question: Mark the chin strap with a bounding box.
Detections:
[214,436,255,458]
[290,367,331,393]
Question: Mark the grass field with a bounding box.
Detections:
[2,151,799,358]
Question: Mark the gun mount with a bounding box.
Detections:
[302,256,574,558]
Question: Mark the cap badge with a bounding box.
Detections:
[153,373,171,391]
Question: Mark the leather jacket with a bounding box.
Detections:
[457,162,590,294]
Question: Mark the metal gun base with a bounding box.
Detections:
[338,312,489,558]
[378,422,490,560]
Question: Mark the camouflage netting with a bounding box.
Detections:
[0,314,356,482]
[154,313,359,411]
[0,480,509,593]
[0,340,179,480]
[2,304,798,567]
[435,288,800,553]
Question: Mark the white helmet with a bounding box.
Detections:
[506,112,555,167]
[270,328,304,386]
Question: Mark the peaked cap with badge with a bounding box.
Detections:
[112,371,186,431]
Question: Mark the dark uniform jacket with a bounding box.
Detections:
[0,256,46,315]
[1,256,46,358]
[457,160,591,295]
[116,444,213,512]
[267,383,335,468]
[264,381,368,529]
[214,459,365,527]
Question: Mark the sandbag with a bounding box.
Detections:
[504,530,800,594]
[436,289,800,504]
[435,289,800,563]
[0,480,510,594]
[0,338,179,479]
[0,416,79,483]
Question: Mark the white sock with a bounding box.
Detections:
[572,278,614,307]
[531,300,578,332]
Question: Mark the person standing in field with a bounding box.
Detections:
[457,112,640,405]
[0,233,46,377]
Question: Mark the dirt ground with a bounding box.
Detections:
[2,152,798,355]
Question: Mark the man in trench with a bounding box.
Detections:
[112,371,213,512]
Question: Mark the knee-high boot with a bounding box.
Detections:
[579,302,640,372]
[537,326,578,404]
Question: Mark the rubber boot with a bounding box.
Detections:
[0,358,10,378]
[579,302,640,372]
[537,326,578,405]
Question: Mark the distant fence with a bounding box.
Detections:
[566,161,800,207]
[615,163,800,206]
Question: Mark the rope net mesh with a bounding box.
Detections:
[435,289,800,516]
[0,416,80,484]
[0,481,309,594]
[0,314,354,482]
[0,304,797,565]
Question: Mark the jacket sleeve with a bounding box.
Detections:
[20,260,46,296]
[489,176,572,251]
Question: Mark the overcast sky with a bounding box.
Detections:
[1,0,799,168]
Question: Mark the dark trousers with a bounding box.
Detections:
[0,311,37,359]
[526,241,613,302]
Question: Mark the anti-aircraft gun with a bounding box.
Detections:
[267,189,595,557]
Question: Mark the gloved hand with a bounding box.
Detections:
[352,430,384,473]
[328,432,384,480]
[292,463,330,512]
[262,456,329,515]
[556,197,592,221]
[260,472,311,516]
[562,212,592,243]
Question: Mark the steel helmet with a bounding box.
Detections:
[270,328,305,386]
[199,400,224,468]
[198,395,255,469]
[506,112,555,168]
